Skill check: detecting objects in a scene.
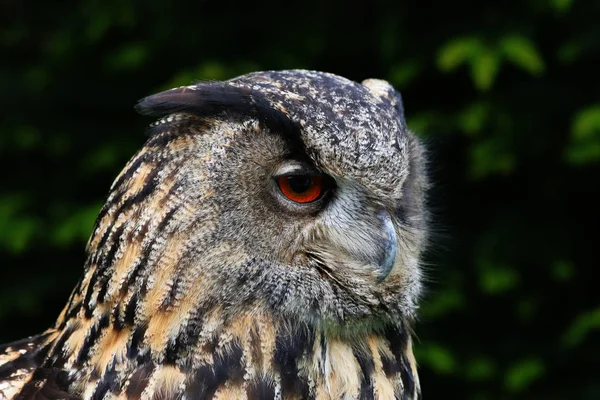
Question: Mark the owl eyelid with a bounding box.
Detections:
[272,162,320,178]
[273,171,325,180]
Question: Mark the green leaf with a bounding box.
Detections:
[415,343,457,374]
[388,61,420,89]
[557,41,584,64]
[421,286,466,319]
[563,307,600,347]
[406,111,447,136]
[25,67,49,92]
[52,203,102,246]
[13,125,41,150]
[437,37,483,72]
[564,142,600,165]
[458,102,489,136]
[465,356,496,381]
[9,218,39,253]
[516,298,539,322]
[571,105,600,140]
[505,358,545,392]
[107,43,149,71]
[470,49,501,91]
[499,35,545,75]
[478,263,520,294]
[86,13,112,43]
[551,260,574,281]
[45,31,72,58]
[565,104,600,165]
[469,139,516,179]
[0,27,26,47]
[0,195,39,254]
[82,144,120,172]
[550,0,574,13]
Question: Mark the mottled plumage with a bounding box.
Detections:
[0,70,428,399]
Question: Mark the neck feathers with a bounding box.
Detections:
[22,307,420,399]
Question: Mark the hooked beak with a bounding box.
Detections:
[376,210,398,281]
[315,197,399,283]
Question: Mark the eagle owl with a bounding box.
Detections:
[0,70,428,399]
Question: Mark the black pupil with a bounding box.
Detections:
[287,175,312,193]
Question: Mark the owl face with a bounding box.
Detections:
[88,70,427,333]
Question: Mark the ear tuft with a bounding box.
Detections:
[134,83,298,135]
[361,79,405,123]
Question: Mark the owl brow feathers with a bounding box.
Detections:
[135,82,301,140]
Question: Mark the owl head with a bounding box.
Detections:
[81,70,427,338]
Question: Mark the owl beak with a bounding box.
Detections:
[376,210,398,282]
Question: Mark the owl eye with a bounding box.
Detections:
[277,175,324,203]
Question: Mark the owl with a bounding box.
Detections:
[0,70,428,400]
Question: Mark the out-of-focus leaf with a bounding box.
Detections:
[550,0,574,13]
[107,43,149,71]
[465,356,496,381]
[565,142,600,165]
[421,286,466,319]
[164,62,239,89]
[196,62,229,81]
[52,203,103,246]
[82,143,120,172]
[415,343,457,375]
[437,37,483,72]
[24,67,49,92]
[557,40,585,64]
[565,104,600,165]
[0,290,38,317]
[499,35,545,76]
[0,27,26,47]
[516,298,540,322]
[469,139,516,179]
[406,111,449,137]
[84,2,135,42]
[504,358,545,392]
[376,15,400,60]
[388,61,420,89]
[571,104,600,140]
[551,260,574,281]
[6,218,39,254]
[0,196,26,227]
[470,49,501,91]
[86,10,112,42]
[45,32,72,58]
[478,263,520,294]
[0,195,39,254]
[13,126,41,150]
[458,102,489,136]
[563,307,600,347]
[49,135,71,156]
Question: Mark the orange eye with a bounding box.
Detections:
[277,175,324,203]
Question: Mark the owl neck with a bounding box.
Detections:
[44,301,419,399]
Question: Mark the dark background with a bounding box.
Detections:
[1,1,599,398]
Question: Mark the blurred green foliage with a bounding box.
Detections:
[1,0,599,398]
